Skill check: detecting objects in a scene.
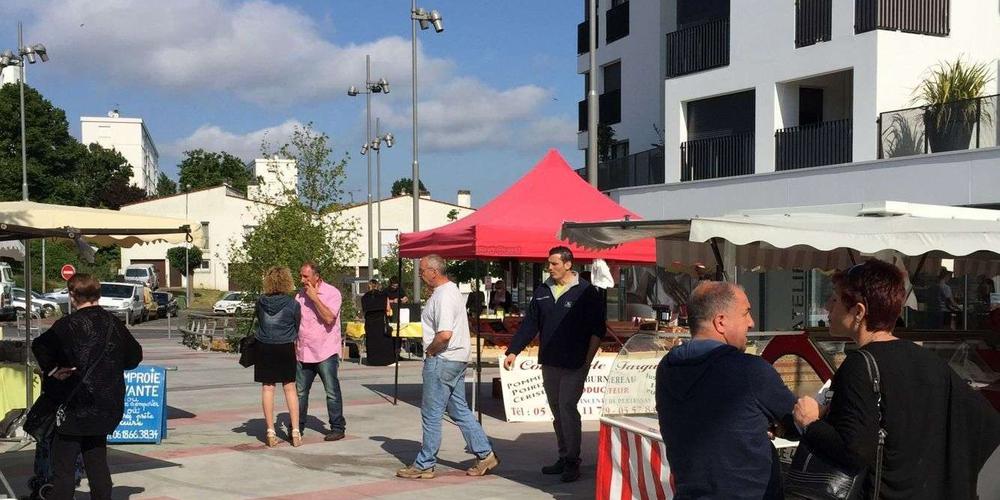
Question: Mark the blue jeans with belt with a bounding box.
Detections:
[297,353,346,433]
[413,356,493,469]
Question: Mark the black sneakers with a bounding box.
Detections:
[560,459,581,482]
[541,457,566,475]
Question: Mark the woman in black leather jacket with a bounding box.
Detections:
[32,273,143,500]
[254,266,302,447]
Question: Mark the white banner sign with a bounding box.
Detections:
[498,352,617,422]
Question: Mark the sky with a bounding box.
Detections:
[2,0,585,208]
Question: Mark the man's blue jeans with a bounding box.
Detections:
[297,354,346,433]
[413,356,493,469]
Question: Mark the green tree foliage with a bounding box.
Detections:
[11,239,121,290]
[228,123,357,298]
[156,173,178,196]
[177,149,254,194]
[167,246,203,276]
[390,177,428,197]
[0,83,143,206]
[446,208,459,221]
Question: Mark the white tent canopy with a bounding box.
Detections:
[560,201,1000,275]
[0,241,24,261]
[0,201,202,247]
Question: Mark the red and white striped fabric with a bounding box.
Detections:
[596,422,674,500]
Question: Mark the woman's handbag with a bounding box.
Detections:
[238,307,259,368]
[24,333,111,441]
[785,349,886,500]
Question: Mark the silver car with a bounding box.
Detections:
[13,288,59,316]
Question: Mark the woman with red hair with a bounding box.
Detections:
[792,260,1000,499]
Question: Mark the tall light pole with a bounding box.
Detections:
[348,55,389,280]
[361,120,393,265]
[411,2,443,302]
[185,185,191,306]
[587,0,599,187]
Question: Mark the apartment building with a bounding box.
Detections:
[81,111,161,194]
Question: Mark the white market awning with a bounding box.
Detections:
[0,240,25,261]
[0,201,202,247]
[561,201,1000,275]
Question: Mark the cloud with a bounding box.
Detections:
[518,116,579,149]
[165,119,304,161]
[27,0,452,107]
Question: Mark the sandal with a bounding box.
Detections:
[266,429,279,448]
[291,428,302,447]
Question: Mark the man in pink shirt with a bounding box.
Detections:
[295,262,346,441]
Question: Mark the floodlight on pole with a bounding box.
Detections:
[410,2,444,303]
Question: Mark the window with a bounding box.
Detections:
[197,259,210,271]
[611,0,627,6]
[610,140,629,160]
[799,88,824,125]
[201,221,210,249]
[603,62,621,93]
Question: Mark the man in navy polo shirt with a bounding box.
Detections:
[504,246,605,482]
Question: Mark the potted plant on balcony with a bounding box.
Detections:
[914,58,993,153]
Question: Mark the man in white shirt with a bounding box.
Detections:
[396,254,499,479]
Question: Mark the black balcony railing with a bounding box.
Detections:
[796,0,832,47]
[666,18,729,78]
[578,89,623,132]
[878,94,998,159]
[577,19,599,54]
[680,133,754,181]
[574,148,665,191]
[856,0,949,36]
[606,2,630,44]
[775,119,852,171]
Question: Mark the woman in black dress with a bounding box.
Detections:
[793,260,1000,499]
[254,266,302,447]
[362,279,395,366]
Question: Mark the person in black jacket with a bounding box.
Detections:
[793,260,1000,499]
[32,274,143,500]
[503,246,604,482]
[254,266,302,447]
[655,281,796,499]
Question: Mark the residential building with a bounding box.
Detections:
[81,111,160,194]
[576,0,668,191]
[577,1,1000,332]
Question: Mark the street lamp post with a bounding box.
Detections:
[410,2,443,302]
[348,55,389,280]
[185,185,191,307]
[361,119,394,266]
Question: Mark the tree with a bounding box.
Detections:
[0,84,146,207]
[597,122,616,161]
[13,239,121,290]
[446,209,459,221]
[167,246,203,276]
[156,173,178,196]
[177,149,254,194]
[390,177,428,197]
[228,123,357,296]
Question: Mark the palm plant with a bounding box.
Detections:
[913,58,994,153]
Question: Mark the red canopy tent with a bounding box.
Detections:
[392,150,655,420]
[399,149,655,263]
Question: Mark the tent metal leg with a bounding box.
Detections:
[394,254,403,406]
[709,238,727,281]
[24,239,33,412]
[474,259,482,423]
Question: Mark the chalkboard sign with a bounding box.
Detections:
[108,365,167,444]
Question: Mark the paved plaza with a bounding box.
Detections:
[1,327,598,499]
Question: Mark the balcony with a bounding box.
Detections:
[577,89,622,132]
[775,119,852,171]
[680,133,754,181]
[577,19,598,54]
[878,94,999,158]
[796,0,832,47]
[855,0,949,37]
[605,2,630,44]
[666,18,729,78]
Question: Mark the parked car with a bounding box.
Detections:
[43,287,71,314]
[10,297,43,318]
[13,288,59,316]
[141,285,158,321]
[124,263,159,290]
[0,262,14,319]
[99,282,145,324]
[213,292,246,315]
[153,291,178,318]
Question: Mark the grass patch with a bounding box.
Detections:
[159,287,226,311]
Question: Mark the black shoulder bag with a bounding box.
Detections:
[238,306,259,368]
[24,332,111,442]
[785,349,886,500]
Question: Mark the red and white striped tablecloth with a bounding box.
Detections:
[596,417,674,500]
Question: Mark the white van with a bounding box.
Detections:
[124,263,159,290]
